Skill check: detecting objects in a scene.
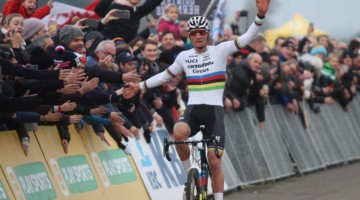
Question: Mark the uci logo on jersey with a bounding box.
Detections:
[185,59,198,63]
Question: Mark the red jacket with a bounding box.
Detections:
[2,0,50,19]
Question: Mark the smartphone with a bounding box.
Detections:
[28,65,38,70]
[149,27,157,35]
[48,21,58,33]
[112,9,130,19]
[84,19,99,28]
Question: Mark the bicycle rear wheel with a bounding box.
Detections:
[185,168,200,200]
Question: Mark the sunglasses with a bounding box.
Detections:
[189,29,207,38]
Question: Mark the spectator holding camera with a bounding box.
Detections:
[94,0,164,43]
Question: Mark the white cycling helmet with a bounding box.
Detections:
[186,16,210,32]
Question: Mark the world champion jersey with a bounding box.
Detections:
[141,20,261,107]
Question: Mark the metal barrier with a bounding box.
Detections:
[305,103,345,166]
[223,96,360,187]
[253,106,295,180]
[224,110,271,186]
[269,104,324,174]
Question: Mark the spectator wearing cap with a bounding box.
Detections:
[86,40,116,70]
[23,18,46,44]
[116,51,137,73]
[59,25,84,53]
[278,40,296,62]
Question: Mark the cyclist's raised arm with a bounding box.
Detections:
[218,0,270,52]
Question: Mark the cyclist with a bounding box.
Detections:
[124,0,270,199]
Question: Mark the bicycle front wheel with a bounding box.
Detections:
[185,168,200,200]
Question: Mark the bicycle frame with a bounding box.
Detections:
[163,136,220,200]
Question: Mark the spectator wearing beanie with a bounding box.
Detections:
[54,46,82,70]
[310,44,328,60]
[59,25,84,53]
[23,18,46,44]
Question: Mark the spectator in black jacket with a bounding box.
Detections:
[94,0,164,42]
[227,53,269,125]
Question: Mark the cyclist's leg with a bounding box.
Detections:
[173,105,198,173]
[207,150,224,196]
[173,122,191,160]
[206,106,225,200]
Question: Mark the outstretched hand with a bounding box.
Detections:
[256,0,270,17]
[122,82,141,99]
[122,70,141,83]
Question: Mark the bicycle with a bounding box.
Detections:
[163,126,221,200]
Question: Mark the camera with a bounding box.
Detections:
[27,65,38,70]
[240,10,248,17]
[1,28,15,37]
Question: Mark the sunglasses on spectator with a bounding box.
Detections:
[189,30,207,38]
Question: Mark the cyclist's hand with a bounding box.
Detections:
[256,0,270,17]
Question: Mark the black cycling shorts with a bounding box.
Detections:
[176,104,225,151]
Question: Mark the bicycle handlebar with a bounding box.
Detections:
[163,137,221,161]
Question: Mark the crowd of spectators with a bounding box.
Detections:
[1,0,360,157]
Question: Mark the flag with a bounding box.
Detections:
[210,0,226,45]
[41,2,98,28]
